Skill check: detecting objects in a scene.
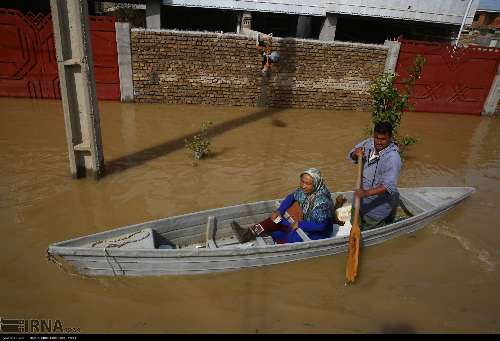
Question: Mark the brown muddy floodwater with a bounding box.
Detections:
[1,97,499,333]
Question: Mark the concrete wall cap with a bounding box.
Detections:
[131,28,389,51]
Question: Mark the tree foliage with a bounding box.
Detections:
[368,55,426,156]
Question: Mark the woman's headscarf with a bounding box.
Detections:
[293,168,333,222]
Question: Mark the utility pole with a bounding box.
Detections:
[455,0,475,46]
[50,0,104,179]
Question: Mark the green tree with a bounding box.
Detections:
[368,55,425,156]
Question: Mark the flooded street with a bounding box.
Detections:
[1,97,499,333]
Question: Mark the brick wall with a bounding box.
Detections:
[131,29,388,110]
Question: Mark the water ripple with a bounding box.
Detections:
[432,224,496,273]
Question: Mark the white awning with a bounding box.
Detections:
[162,0,479,25]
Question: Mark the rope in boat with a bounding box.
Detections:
[104,246,124,276]
[95,230,152,276]
[46,249,88,279]
[91,230,151,248]
[48,229,152,277]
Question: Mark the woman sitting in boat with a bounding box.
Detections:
[232,168,334,244]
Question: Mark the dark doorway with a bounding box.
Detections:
[335,14,459,44]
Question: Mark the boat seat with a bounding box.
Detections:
[206,215,218,248]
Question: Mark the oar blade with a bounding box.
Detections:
[346,224,361,283]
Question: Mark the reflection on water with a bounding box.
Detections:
[1,98,499,333]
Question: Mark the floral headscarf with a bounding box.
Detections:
[293,168,333,223]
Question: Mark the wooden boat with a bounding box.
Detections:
[47,187,474,277]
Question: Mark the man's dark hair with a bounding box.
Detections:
[374,121,393,136]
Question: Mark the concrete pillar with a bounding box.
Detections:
[296,15,312,39]
[115,22,134,102]
[50,0,104,179]
[319,14,337,41]
[383,39,401,74]
[236,12,241,34]
[146,0,161,29]
[482,64,500,116]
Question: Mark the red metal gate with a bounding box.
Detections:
[0,8,120,100]
[395,38,500,115]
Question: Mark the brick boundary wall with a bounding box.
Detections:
[131,29,389,111]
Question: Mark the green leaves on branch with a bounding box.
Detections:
[369,72,406,133]
[185,121,213,161]
[403,55,425,96]
[401,135,417,147]
[368,55,425,158]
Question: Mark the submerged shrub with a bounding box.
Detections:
[185,121,213,161]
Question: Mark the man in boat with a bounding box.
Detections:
[232,168,334,244]
[348,121,402,230]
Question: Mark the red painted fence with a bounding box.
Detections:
[396,38,500,115]
[0,8,120,100]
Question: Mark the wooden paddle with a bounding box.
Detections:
[346,149,364,284]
